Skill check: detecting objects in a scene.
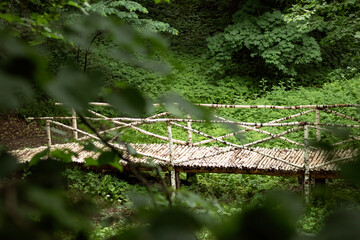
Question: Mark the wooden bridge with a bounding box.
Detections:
[12,103,360,200]
[13,142,357,178]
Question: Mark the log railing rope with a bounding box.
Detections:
[193,131,245,146]
[241,126,304,147]
[332,136,360,146]
[30,103,359,173]
[49,120,100,141]
[82,117,360,128]
[193,110,316,146]
[79,111,169,142]
[323,108,360,123]
[85,110,187,145]
[57,102,360,109]
[195,103,360,109]
[267,109,316,123]
[214,115,304,147]
[311,155,359,169]
[170,121,303,168]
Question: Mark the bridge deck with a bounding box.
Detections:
[11,143,357,178]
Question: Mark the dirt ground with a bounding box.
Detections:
[0,114,49,150]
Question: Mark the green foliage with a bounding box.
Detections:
[88,0,149,16]
[85,0,178,34]
[1,1,360,239]
[0,32,48,112]
[285,0,360,46]
[53,13,171,113]
[102,53,260,103]
[64,167,147,202]
[0,0,87,43]
[0,159,95,239]
[116,75,360,150]
[213,192,302,240]
[207,2,322,76]
[298,205,328,233]
[185,173,298,204]
[137,0,230,54]
[90,224,123,240]
[285,0,360,69]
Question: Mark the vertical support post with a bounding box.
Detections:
[175,171,181,189]
[46,120,52,148]
[166,121,177,196]
[315,109,321,142]
[187,114,193,146]
[315,108,325,185]
[186,114,195,182]
[72,108,78,140]
[304,125,310,205]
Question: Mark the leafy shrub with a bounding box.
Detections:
[85,0,178,34]
[64,167,147,203]
[207,1,321,77]
[185,173,298,204]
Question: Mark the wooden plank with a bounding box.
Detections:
[293,149,304,167]
[11,142,356,180]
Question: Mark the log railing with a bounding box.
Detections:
[28,102,360,202]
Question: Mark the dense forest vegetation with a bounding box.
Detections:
[0,0,360,239]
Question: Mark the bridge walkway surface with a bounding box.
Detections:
[12,142,357,179]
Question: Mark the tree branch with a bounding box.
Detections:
[83,31,102,72]
[77,114,173,207]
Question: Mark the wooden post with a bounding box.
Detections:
[175,171,181,189]
[187,114,193,146]
[304,125,310,205]
[315,109,325,185]
[46,120,52,148]
[186,114,195,183]
[316,109,321,141]
[72,108,78,140]
[166,121,177,195]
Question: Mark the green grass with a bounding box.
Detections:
[61,166,360,238]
